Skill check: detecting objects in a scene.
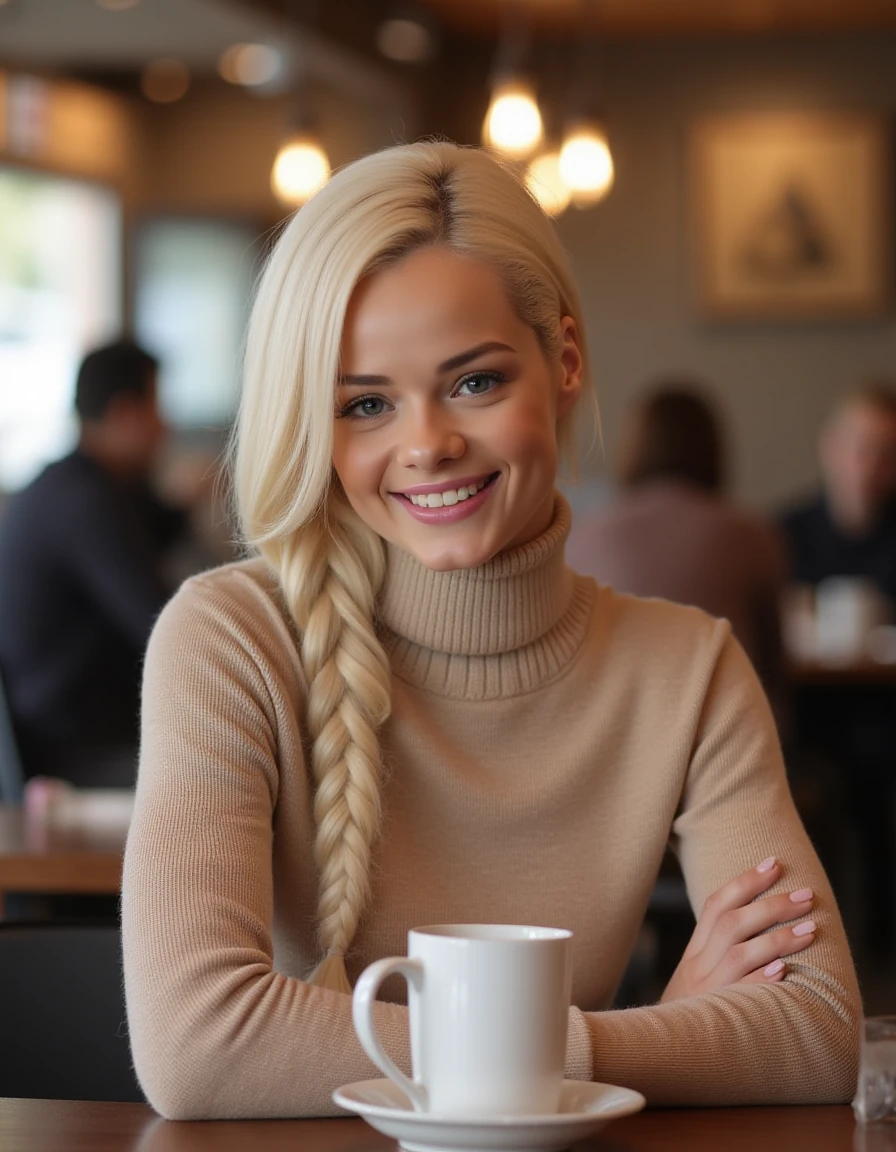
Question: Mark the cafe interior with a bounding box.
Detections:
[1,0,896,1146]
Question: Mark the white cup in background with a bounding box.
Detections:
[352,923,573,1117]
[815,578,891,662]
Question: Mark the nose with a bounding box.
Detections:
[395,402,466,470]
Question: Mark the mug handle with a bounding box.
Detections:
[352,956,427,1112]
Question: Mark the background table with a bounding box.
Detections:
[0,1099,880,1152]
[0,805,125,916]
[787,656,896,687]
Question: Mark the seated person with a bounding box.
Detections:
[0,340,186,787]
[780,381,896,605]
[122,143,858,1120]
[779,381,896,960]
[567,384,787,711]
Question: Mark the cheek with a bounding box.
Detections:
[332,431,384,500]
[499,401,561,469]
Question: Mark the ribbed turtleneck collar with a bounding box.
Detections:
[376,493,593,699]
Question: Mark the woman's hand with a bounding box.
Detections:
[660,857,816,1003]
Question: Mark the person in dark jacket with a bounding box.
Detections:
[0,339,187,787]
[779,381,896,961]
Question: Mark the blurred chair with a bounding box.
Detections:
[0,922,144,1101]
[0,669,25,804]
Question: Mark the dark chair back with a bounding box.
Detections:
[0,670,24,804]
[0,922,144,1101]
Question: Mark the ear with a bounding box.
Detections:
[555,315,584,418]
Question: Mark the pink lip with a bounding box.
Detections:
[392,474,498,524]
[396,474,494,498]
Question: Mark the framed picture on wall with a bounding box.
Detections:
[691,111,890,319]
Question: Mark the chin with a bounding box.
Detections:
[411,542,501,573]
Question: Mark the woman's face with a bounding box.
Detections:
[333,245,583,572]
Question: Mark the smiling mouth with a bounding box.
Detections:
[402,474,498,509]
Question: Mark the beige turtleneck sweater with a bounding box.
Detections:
[122,496,859,1120]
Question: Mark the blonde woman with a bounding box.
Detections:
[122,142,859,1120]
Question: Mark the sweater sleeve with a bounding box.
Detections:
[121,574,415,1119]
[583,630,860,1106]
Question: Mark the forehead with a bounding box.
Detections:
[341,246,523,364]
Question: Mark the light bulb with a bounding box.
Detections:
[218,43,283,88]
[559,123,614,205]
[525,151,571,217]
[271,134,331,207]
[376,18,435,63]
[482,79,543,158]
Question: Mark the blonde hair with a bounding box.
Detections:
[232,141,592,991]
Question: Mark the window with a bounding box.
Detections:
[0,165,122,490]
[133,217,262,430]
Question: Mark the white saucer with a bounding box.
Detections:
[332,1078,646,1152]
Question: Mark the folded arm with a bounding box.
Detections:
[584,634,859,1105]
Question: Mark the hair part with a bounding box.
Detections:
[74,339,159,421]
[617,381,725,493]
[231,141,595,988]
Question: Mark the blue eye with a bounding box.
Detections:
[455,371,504,397]
[337,394,391,419]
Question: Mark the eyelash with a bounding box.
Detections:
[335,370,506,420]
[335,394,390,420]
[453,370,506,398]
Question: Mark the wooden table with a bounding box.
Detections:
[0,805,125,915]
[0,1099,883,1152]
[787,656,896,687]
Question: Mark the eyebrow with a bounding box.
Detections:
[338,341,516,388]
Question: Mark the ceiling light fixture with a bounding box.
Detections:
[218,43,283,88]
[525,149,572,218]
[376,15,436,64]
[559,120,614,206]
[483,77,543,159]
[271,131,330,207]
[481,7,542,160]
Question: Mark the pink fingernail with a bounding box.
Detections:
[764,959,785,976]
[792,920,816,937]
[757,856,777,873]
[789,888,813,903]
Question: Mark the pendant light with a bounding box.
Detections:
[558,2,615,209]
[271,0,331,209]
[559,119,614,206]
[483,78,543,158]
[271,129,330,207]
[481,7,543,160]
[525,148,571,217]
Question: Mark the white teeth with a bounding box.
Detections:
[408,478,489,507]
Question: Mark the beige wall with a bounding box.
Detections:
[544,32,896,513]
[136,80,416,221]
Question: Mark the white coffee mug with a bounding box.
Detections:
[352,923,572,1117]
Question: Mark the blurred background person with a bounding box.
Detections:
[0,339,196,788]
[778,381,896,964]
[779,381,896,607]
[567,382,787,714]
